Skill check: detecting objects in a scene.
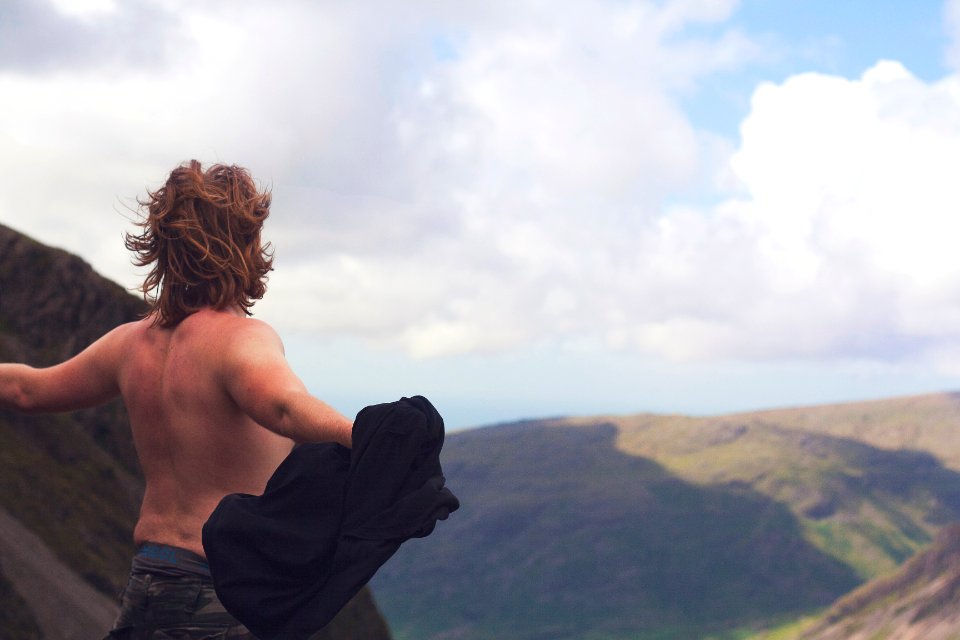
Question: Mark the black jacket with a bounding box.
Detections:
[202,395,459,640]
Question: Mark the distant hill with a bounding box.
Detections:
[797,523,960,639]
[0,224,392,640]
[373,394,960,640]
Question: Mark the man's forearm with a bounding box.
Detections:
[275,391,353,448]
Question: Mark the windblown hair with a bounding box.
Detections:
[125,160,274,327]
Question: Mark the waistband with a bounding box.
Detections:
[132,542,211,579]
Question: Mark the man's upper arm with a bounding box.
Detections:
[17,324,128,413]
[221,321,308,431]
[220,320,353,446]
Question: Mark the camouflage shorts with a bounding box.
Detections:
[104,546,257,640]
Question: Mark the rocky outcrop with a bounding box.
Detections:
[799,523,960,640]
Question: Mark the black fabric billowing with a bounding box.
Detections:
[201,395,460,640]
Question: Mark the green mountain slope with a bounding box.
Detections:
[605,404,960,579]
[373,395,960,640]
[0,223,392,639]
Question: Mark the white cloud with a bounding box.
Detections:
[3,1,960,371]
[945,0,960,70]
[644,60,960,361]
[254,1,761,357]
[48,0,118,20]
[0,0,180,72]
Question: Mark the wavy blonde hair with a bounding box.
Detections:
[125,160,274,327]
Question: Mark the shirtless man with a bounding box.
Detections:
[0,160,352,638]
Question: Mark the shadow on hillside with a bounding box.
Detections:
[755,423,960,561]
[373,421,872,640]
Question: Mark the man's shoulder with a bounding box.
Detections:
[99,318,148,347]
[180,309,276,334]
[180,310,282,354]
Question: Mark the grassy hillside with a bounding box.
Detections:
[601,403,960,579]
[373,394,960,640]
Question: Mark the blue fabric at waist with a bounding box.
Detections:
[133,542,211,578]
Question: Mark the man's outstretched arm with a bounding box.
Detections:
[221,320,353,448]
[0,326,126,414]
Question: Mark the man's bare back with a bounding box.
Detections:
[119,308,298,556]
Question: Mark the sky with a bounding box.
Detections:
[2,0,960,429]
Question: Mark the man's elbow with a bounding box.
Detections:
[3,384,38,414]
[262,395,297,439]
